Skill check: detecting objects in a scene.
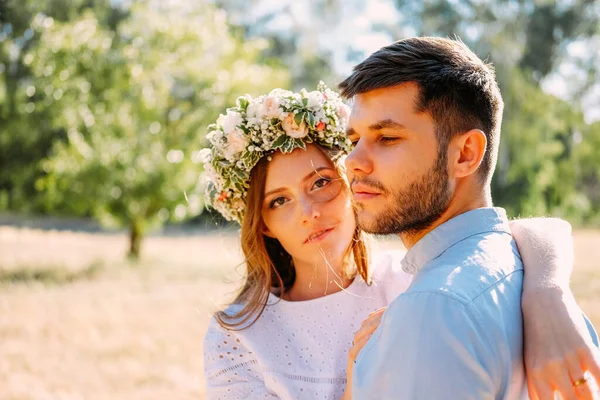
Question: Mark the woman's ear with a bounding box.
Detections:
[263,226,275,238]
[449,129,487,179]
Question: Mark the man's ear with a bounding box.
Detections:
[448,129,487,179]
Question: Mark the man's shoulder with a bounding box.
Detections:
[406,230,524,305]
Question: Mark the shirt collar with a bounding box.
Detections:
[401,207,511,275]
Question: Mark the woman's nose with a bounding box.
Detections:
[300,198,320,224]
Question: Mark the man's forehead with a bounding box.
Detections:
[348,85,418,127]
[352,82,419,104]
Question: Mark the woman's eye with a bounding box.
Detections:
[380,136,398,143]
[312,178,332,190]
[269,197,287,209]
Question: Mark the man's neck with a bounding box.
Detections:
[400,189,492,250]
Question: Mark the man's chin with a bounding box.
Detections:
[357,209,390,235]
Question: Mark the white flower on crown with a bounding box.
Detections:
[203,161,220,183]
[261,94,283,119]
[231,197,245,212]
[206,129,224,147]
[269,88,294,98]
[222,110,243,134]
[206,130,216,142]
[197,148,212,164]
[307,90,324,110]
[246,101,260,119]
[223,128,248,161]
[281,112,308,139]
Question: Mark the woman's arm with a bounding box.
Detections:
[511,217,573,291]
[510,218,600,399]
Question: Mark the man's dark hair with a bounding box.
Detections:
[339,37,504,183]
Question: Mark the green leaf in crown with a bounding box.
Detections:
[294,112,305,127]
[281,137,306,153]
[271,134,288,151]
[307,112,316,129]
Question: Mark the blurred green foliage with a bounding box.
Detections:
[0,0,288,257]
[1,0,600,258]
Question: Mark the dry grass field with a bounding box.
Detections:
[0,226,599,400]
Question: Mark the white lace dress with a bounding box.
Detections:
[203,251,412,400]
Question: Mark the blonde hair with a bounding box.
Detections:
[216,145,370,330]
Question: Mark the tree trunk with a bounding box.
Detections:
[128,219,142,259]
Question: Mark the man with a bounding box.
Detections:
[339,37,599,399]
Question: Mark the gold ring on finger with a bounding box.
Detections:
[573,377,588,387]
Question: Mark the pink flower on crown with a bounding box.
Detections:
[337,103,350,123]
[223,128,248,160]
[261,95,282,119]
[281,112,308,139]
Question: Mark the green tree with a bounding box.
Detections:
[493,69,588,220]
[27,2,288,258]
[0,0,127,212]
[574,121,600,224]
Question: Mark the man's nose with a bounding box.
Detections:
[345,139,373,176]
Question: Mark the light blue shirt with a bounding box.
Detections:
[353,208,527,399]
[353,207,599,399]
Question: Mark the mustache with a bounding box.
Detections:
[350,177,388,194]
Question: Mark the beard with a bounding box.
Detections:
[354,149,452,236]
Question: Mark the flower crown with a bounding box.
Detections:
[199,82,353,224]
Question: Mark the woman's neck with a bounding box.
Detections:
[281,257,354,302]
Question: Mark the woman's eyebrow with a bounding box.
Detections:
[263,187,286,198]
[264,167,333,198]
[303,166,332,183]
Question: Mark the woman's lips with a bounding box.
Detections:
[304,228,334,244]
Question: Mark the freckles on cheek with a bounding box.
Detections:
[332,191,354,219]
[264,208,295,236]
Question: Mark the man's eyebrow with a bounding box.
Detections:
[368,119,407,131]
[346,120,407,137]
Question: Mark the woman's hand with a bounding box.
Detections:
[522,287,600,400]
[341,307,386,400]
[510,217,600,399]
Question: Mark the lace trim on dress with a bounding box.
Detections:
[263,368,347,385]
[210,359,259,378]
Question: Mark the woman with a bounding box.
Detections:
[201,84,599,399]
